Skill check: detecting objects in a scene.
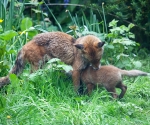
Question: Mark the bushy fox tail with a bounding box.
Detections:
[0,50,25,88]
[120,69,149,77]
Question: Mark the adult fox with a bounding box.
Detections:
[79,65,149,98]
[0,31,105,93]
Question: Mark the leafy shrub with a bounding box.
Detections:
[103,0,150,49]
[0,1,46,76]
[103,19,141,68]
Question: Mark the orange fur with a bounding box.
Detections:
[0,31,105,94]
[81,65,148,98]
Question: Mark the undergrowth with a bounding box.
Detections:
[0,1,150,125]
[0,57,150,125]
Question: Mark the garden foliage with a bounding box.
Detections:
[0,1,150,124]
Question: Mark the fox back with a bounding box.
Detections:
[81,65,123,86]
[81,65,148,98]
[32,32,75,65]
[81,65,148,85]
[0,31,105,91]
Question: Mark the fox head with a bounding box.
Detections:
[74,35,105,70]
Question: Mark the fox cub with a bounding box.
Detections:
[80,65,149,98]
[0,31,105,94]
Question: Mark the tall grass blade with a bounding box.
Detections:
[0,0,6,32]
[15,0,26,29]
[82,10,90,30]
[8,0,15,30]
[43,0,63,32]
[102,2,107,33]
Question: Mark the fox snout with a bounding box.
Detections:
[90,64,101,70]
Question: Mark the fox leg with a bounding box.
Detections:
[78,79,84,95]
[72,70,83,94]
[105,87,118,99]
[30,63,40,73]
[86,83,95,95]
[116,82,127,99]
[30,55,48,73]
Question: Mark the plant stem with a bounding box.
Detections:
[102,2,107,33]
[43,0,63,32]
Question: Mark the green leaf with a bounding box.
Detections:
[57,65,73,72]
[47,25,58,32]
[32,9,42,13]
[0,25,3,32]
[120,25,129,32]
[0,45,6,58]
[28,71,41,82]
[132,61,142,68]
[121,38,136,46]
[128,32,135,39]
[63,65,73,72]
[128,23,135,30]
[113,38,136,46]
[28,30,38,38]
[34,25,48,32]
[116,53,129,60]
[0,30,18,40]
[47,58,61,64]
[109,19,118,27]
[110,27,123,34]
[7,49,16,54]
[107,33,115,38]
[9,74,19,85]
[113,39,121,44]
[106,44,114,49]
[20,17,33,31]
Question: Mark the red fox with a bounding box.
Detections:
[80,65,149,98]
[0,31,105,94]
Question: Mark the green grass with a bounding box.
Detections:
[0,1,150,124]
[0,58,150,125]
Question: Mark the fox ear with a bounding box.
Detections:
[98,42,105,48]
[74,44,84,50]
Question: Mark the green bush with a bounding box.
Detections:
[104,0,150,49]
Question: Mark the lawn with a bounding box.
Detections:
[0,57,150,125]
[0,1,150,124]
